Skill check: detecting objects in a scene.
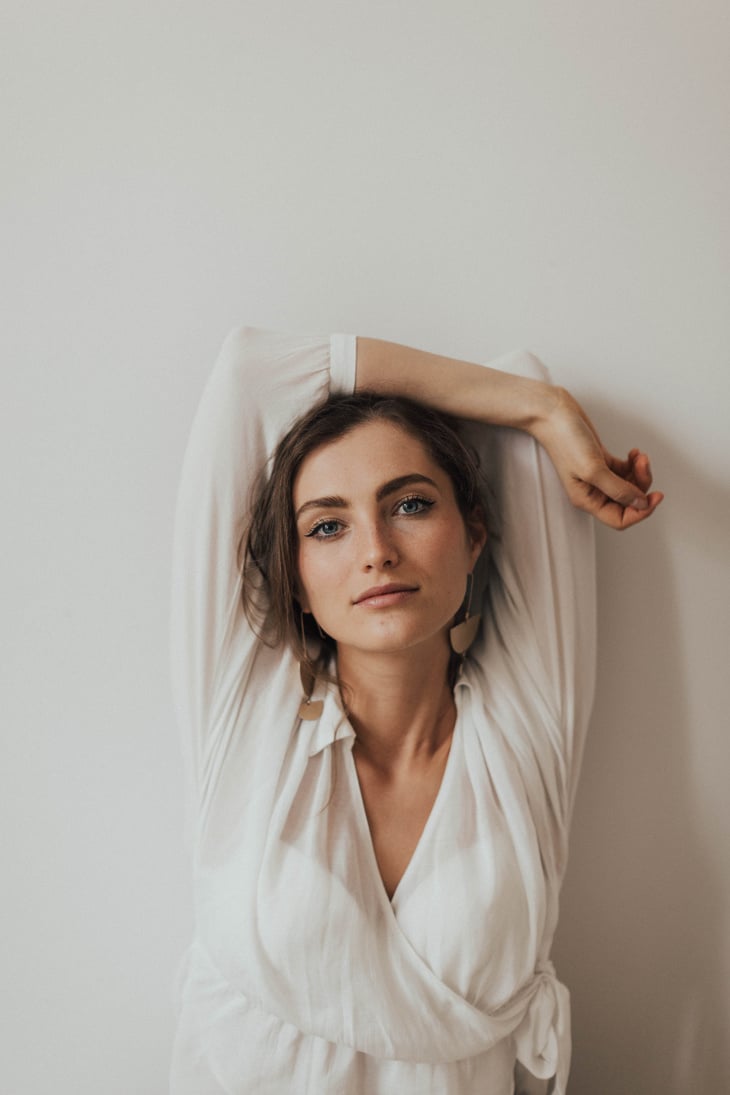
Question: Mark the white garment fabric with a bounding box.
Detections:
[169,327,596,1094]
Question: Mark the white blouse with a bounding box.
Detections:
[169,327,596,1094]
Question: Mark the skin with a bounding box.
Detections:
[294,419,486,898]
[290,374,663,899]
[296,346,663,1089]
[356,338,664,530]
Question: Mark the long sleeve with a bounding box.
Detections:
[169,333,595,1095]
[169,326,356,806]
[453,352,596,1091]
[461,350,597,834]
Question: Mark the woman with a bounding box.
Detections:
[170,326,662,1094]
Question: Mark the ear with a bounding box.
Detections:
[466,515,488,568]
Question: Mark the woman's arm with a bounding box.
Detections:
[356,336,663,530]
[170,327,356,802]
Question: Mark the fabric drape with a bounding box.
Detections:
[169,327,596,1094]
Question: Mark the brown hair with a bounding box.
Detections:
[240,392,492,680]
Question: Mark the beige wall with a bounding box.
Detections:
[3,1,728,1091]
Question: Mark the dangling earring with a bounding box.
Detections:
[449,572,481,655]
[298,609,324,721]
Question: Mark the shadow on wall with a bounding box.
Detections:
[553,405,729,1095]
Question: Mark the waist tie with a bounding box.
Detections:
[512,960,571,1095]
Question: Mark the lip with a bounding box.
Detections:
[354,583,418,606]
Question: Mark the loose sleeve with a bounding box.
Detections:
[462,351,597,834]
[170,326,356,803]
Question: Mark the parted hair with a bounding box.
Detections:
[240,391,491,680]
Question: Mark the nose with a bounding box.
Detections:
[361,519,399,571]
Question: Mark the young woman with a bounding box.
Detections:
[169,326,662,1095]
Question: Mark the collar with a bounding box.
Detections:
[305,679,356,757]
[303,659,475,759]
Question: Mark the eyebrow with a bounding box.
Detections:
[294,473,439,520]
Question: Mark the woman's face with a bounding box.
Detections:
[293,420,486,660]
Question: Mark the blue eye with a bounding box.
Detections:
[306,519,343,539]
[397,495,434,516]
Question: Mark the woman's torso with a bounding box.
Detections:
[169,327,596,1092]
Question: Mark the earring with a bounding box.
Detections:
[298,610,324,721]
[449,572,481,655]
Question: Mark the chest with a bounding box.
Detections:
[199,709,545,1018]
[353,745,451,900]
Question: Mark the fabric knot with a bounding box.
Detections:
[512,960,571,1095]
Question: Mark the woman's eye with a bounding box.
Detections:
[306,519,343,539]
[397,495,434,516]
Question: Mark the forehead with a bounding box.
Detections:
[293,419,448,503]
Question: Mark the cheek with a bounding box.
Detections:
[433,521,474,570]
[296,545,339,612]
[444,532,478,600]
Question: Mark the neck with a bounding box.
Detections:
[336,636,456,774]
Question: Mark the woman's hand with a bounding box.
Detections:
[532,387,664,531]
[355,338,664,530]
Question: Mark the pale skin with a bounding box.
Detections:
[294,337,663,903]
[356,337,664,531]
[295,421,486,898]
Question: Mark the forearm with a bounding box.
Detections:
[355,336,558,437]
[355,334,663,528]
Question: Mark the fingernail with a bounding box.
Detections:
[646,458,652,478]
[630,497,649,511]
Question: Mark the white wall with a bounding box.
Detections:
[3,2,728,1091]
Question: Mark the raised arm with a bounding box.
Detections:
[356,337,664,529]
[170,327,356,800]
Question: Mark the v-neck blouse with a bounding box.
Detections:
[169,327,596,1094]
[381,710,460,908]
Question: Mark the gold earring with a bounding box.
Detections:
[449,572,481,655]
[298,610,324,721]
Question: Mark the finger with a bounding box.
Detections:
[579,489,664,531]
[604,451,634,479]
[604,449,650,486]
[630,451,653,493]
[580,463,650,511]
[614,490,664,530]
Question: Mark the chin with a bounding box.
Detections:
[337,625,451,660]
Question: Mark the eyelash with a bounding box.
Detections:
[304,495,435,540]
[396,494,435,517]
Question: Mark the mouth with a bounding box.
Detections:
[354,583,419,606]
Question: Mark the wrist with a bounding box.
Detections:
[520,380,565,440]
